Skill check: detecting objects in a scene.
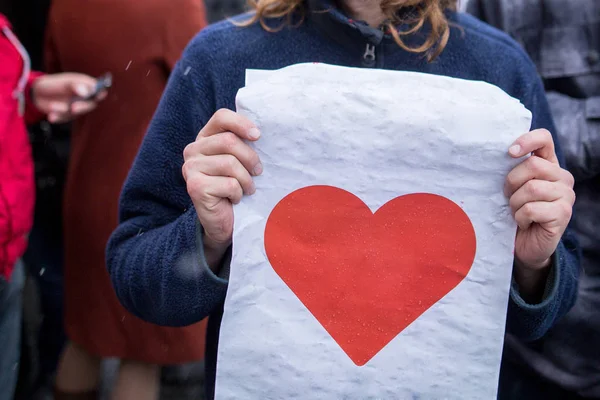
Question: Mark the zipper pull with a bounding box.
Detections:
[16,91,25,116]
[363,43,376,67]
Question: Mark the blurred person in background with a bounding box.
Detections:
[0,12,104,400]
[468,1,600,399]
[204,0,248,23]
[0,1,70,398]
[45,1,209,399]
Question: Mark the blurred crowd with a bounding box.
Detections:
[0,0,597,399]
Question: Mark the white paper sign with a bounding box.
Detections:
[215,63,531,400]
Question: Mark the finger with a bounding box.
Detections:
[47,101,70,114]
[48,112,61,123]
[514,200,572,231]
[509,129,559,164]
[73,84,93,98]
[65,72,98,87]
[95,90,108,101]
[509,179,567,215]
[198,109,260,142]
[70,101,97,115]
[65,73,98,97]
[187,154,255,195]
[189,132,263,176]
[188,175,244,205]
[504,156,567,197]
[52,111,75,124]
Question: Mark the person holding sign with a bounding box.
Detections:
[107,0,580,398]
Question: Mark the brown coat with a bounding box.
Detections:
[46,0,208,363]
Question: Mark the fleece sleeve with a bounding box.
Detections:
[106,40,228,327]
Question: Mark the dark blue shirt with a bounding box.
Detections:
[107,2,580,398]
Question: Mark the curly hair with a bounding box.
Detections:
[242,0,459,60]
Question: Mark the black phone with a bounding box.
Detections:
[77,72,112,101]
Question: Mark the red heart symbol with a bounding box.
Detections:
[264,186,476,366]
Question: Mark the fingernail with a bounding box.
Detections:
[249,181,256,194]
[248,128,261,140]
[509,144,521,156]
[75,84,91,97]
[253,162,263,176]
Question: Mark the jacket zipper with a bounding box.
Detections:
[2,26,30,116]
[363,43,376,67]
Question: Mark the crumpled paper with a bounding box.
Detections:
[215,63,532,400]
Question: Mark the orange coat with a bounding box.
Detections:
[45,0,208,363]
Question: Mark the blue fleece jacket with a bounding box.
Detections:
[106,1,580,398]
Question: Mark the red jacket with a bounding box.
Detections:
[0,14,44,280]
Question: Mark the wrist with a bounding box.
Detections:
[203,233,231,273]
[513,257,552,304]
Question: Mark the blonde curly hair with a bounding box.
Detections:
[242,0,459,60]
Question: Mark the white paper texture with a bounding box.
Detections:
[245,69,273,85]
[215,63,532,399]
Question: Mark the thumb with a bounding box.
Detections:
[509,129,558,164]
[49,101,69,113]
[73,82,93,98]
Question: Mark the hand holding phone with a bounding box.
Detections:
[32,72,111,123]
[76,72,112,101]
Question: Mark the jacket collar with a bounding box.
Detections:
[307,0,387,49]
[305,0,425,56]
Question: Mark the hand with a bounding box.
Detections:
[32,73,107,123]
[505,129,575,300]
[182,109,262,271]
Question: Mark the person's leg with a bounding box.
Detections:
[111,360,159,400]
[0,261,25,400]
[23,220,67,386]
[54,341,101,399]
